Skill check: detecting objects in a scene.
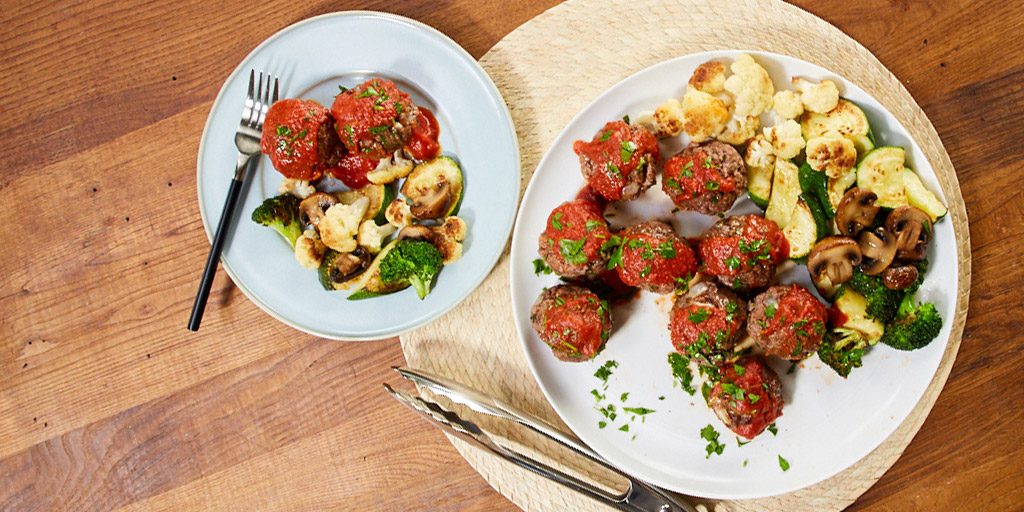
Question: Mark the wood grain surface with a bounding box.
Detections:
[0,1,1020,511]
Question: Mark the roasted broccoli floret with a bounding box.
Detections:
[818,328,869,378]
[378,239,444,299]
[846,268,903,323]
[251,194,302,246]
[880,295,942,351]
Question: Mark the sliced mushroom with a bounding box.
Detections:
[807,236,862,297]
[886,206,932,261]
[298,192,338,230]
[409,178,453,219]
[882,264,919,290]
[325,247,371,285]
[858,227,898,275]
[835,188,880,237]
[397,225,434,240]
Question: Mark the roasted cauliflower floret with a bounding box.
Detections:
[806,135,857,178]
[398,216,468,265]
[385,198,414,227]
[764,119,805,160]
[652,98,686,138]
[793,78,840,114]
[688,61,727,94]
[278,178,316,199]
[772,90,804,120]
[357,220,397,254]
[681,88,729,142]
[318,197,368,253]
[294,233,327,269]
[366,150,415,185]
[718,115,761,145]
[723,54,775,118]
[745,133,776,169]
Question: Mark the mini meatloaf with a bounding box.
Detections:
[573,120,660,201]
[698,214,789,290]
[669,283,747,362]
[530,284,612,362]
[538,199,612,277]
[748,284,827,360]
[613,220,697,294]
[261,99,346,180]
[662,140,746,215]
[708,356,784,439]
[331,79,418,159]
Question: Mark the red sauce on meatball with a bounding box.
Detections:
[615,223,697,293]
[575,185,609,209]
[260,99,333,180]
[709,357,784,439]
[699,216,789,278]
[670,298,744,358]
[759,284,827,341]
[406,107,441,161]
[326,154,377,189]
[541,200,611,270]
[663,150,737,201]
[331,79,417,159]
[573,120,660,201]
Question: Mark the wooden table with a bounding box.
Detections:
[1,1,1021,510]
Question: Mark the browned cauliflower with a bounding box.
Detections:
[793,78,840,114]
[764,119,805,160]
[745,133,776,169]
[688,61,727,93]
[717,115,761,145]
[318,197,368,252]
[357,220,397,253]
[681,88,729,142]
[772,90,804,120]
[723,54,775,118]
[294,232,327,269]
[805,135,857,178]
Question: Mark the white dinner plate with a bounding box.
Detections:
[509,50,957,498]
[197,12,519,340]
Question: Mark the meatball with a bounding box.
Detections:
[538,200,612,277]
[698,214,789,290]
[331,78,418,159]
[748,284,827,360]
[261,99,345,180]
[530,285,612,362]
[573,120,660,201]
[669,283,747,362]
[708,356,784,439]
[662,140,746,215]
[614,220,697,294]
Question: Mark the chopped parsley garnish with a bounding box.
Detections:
[619,424,630,432]
[639,265,652,278]
[724,301,738,322]
[682,161,694,177]
[767,423,778,436]
[599,421,607,429]
[585,219,602,231]
[356,85,380,98]
[532,258,553,275]
[553,296,566,307]
[737,437,751,447]
[590,389,604,401]
[701,381,713,402]
[620,392,629,402]
[688,308,711,323]
[725,256,741,271]
[721,382,745,401]
[337,85,348,93]
[705,180,720,191]
[622,114,631,124]
[657,241,676,258]
[733,363,746,375]
[599,130,613,142]
[700,424,725,458]
[622,406,655,415]
[665,177,682,191]
[668,352,696,395]
[594,360,618,388]
[559,238,587,265]
[765,304,777,318]
[778,455,790,471]
[620,140,637,162]
[606,162,622,178]
[276,125,292,137]
[748,393,761,404]
[551,212,564,230]
[704,156,714,168]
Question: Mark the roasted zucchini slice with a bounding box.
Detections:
[856,147,907,208]
[746,163,773,209]
[902,167,947,221]
[337,183,396,225]
[782,199,818,259]
[832,287,885,343]
[401,156,464,219]
[801,98,873,157]
[765,159,800,229]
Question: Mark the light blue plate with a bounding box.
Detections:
[196,12,519,340]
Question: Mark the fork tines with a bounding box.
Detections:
[243,69,279,130]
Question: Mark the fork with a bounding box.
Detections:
[188,70,279,332]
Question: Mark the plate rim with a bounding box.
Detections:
[509,49,960,498]
[195,11,521,341]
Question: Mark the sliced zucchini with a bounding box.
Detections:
[833,287,885,343]
[782,199,818,259]
[827,164,857,215]
[746,164,773,209]
[765,159,800,229]
[347,239,408,298]
[801,98,873,157]
[318,247,372,291]
[902,167,947,221]
[856,147,907,208]
[401,156,464,219]
[337,183,395,225]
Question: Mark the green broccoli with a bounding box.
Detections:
[378,239,443,299]
[880,294,942,351]
[846,268,903,323]
[251,194,302,246]
[818,328,869,378]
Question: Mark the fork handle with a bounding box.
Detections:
[187,156,251,331]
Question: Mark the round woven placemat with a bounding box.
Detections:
[401,0,971,510]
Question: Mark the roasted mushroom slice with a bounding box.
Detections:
[882,264,920,290]
[409,179,453,219]
[298,192,338,230]
[401,156,464,220]
[807,236,862,298]
[886,206,932,261]
[318,247,372,290]
[858,227,898,275]
[835,187,880,237]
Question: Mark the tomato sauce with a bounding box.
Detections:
[542,200,611,269]
[711,357,783,439]
[543,293,609,360]
[260,99,332,180]
[406,107,441,161]
[670,302,743,357]
[331,79,416,159]
[572,120,659,201]
[575,185,609,209]
[699,216,788,277]
[759,284,827,341]
[326,153,377,189]
[663,150,737,201]
[616,232,697,291]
